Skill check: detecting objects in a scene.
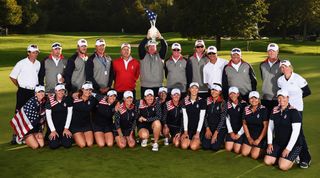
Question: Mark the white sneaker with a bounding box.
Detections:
[152,142,159,151]
[141,139,148,147]
[164,138,169,146]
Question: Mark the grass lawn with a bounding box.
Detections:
[0,33,319,178]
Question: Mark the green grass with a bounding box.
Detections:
[0,33,319,178]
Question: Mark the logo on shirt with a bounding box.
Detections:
[63,103,66,107]
[88,101,91,105]
[216,106,219,110]
[132,113,135,117]
[196,104,199,108]
[284,114,287,119]
[257,114,260,118]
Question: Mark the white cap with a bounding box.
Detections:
[77,39,88,47]
[189,82,199,88]
[158,87,168,93]
[249,91,260,99]
[51,42,62,49]
[267,43,279,51]
[123,91,133,98]
[228,86,239,94]
[27,44,40,53]
[95,38,106,46]
[35,85,45,93]
[147,40,158,46]
[144,89,154,96]
[231,48,241,56]
[55,83,65,91]
[280,60,291,67]
[107,90,117,96]
[277,89,289,97]
[210,83,222,91]
[171,43,181,50]
[207,46,217,54]
[171,88,181,95]
[195,40,205,47]
[121,43,131,50]
[81,82,93,90]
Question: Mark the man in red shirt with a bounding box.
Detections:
[113,43,140,100]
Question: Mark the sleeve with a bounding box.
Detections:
[146,101,162,122]
[45,109,56,132]
[64,56,76,91]
[277,76,283,89]
[114,111,121,129]
[38,59,46,85]
[262,108,268,121]
[267,119,274,144]
[203,65,208,84]
[186,57,193,87]
[197,109,206,132]
[107,60,114,88]
[301,85,311,98]
[9,61,21,79]
[85,55,100,90]
[297,74,308,88]
[64,107,73,129]
[237,127,244,136]
[162,102,168,124]
[217,101,227,132]
[159,38,168,59]
[138,38,148,59]
[286,123,301,151]
[135,60,140,80]
[222,65,229,100]
[182,107,188,132]
[164,61,168,79]
[259,62,264,81]
[248,64,257,91]
[226,114,233,133]
[204,109,209,128]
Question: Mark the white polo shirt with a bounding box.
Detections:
[9,57,40,90]
[277,72,307,111]
[203,57,228,88]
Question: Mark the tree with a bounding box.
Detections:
[0,0,22,27]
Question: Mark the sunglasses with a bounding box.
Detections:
[232,49,241,52]
[207,52,216,55]
[30,44,38,48]
[172,49,180,51]
[196,46,204,48]
[52,43,61,48]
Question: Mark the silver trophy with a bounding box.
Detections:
[145,9,159,42]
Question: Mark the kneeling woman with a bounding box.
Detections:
[181,82,206,151]
[264,90,303,171]
[225,87,247,154]
[242,91,268,159]
[46,83,73,149]
[114,91,137,149]
[92,90,118,147]
[202,83,227,151]
[69,81,97,148]
[162,88,183,147]
[10,85,46,149]
[136,89,162,151]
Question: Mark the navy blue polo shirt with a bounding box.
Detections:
[242,105,268,139]
[182,96,206,131]
[227,100,247,133]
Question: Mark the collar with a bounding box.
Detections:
[121,56,133,62]
[170,55,183,61]
[227,59,245,67]
[49,54,64,60]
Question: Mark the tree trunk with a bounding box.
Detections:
[215,34,221,50]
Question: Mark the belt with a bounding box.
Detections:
[20,86,35,90]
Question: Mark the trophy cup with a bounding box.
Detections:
[145,9,159,42]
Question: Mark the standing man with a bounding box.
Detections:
[259,43,282,116]
[203,46,228,89]
[165,42,187,97]
[38,42,67,93]
[222,48,257,101]
[138,31,168,97]
[186,40,209,98]
[113,43,140,100]
[86,38,113,94]
[65,39,89,93]
[9,44,41,144]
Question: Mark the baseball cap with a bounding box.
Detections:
[121,43,131,50]
[55,83,65,91]
[171,88,181,95]
[77,39,88,47]
[249,91,260,99]
[267,43,279,51]
[123,91,133,98]
[144,89,154,96]
[231,48,241,56]
[95,38,106,46]
[81,81,93,90]
[195,40,205,47]
[279,60,291,67]
[228,86,239,94]
[35,85,45,93]
[210,83,222,91]
[207,46,217,54]
[107,90,117,97]
[189,82,199,88]
[171,43,181,50]
[51,42,62,49]
[27,44,40,53]
[158,87,168,93]
[277,89,289,97]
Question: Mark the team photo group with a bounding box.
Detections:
[9,28,312,171]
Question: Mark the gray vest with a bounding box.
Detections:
[140,53,164,87]
[44,58,67,92]
[224,63,253,96]
[71,57,86,90]
[166,58,187,92]
[260,60,281,100]
[93,55,112,88]
[189,55,208,92]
